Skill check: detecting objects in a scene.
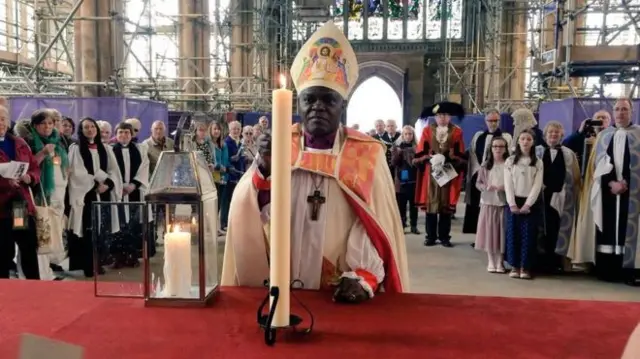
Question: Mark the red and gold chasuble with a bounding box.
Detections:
[252,124,404,293]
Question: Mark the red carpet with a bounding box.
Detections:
[0,280,638,359]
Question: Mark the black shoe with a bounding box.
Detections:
[411,227,420,234]
[441,241,454,248]
[424,239,437,246]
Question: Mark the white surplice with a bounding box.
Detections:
[67,143,122,237]
[260,148,384,295]
[118,143,150,222]
[591,128,627,255]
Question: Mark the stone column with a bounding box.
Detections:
[497,2,527,103]
[567,0,586,92]
[509,2,527,101]
[196,0,211,109]
[74,0,124,97]
[178,0,211,111]
[229,0,253,108]
[178,0,195,109]
[6,0,15,52]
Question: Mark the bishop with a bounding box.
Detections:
[221,21,410,303]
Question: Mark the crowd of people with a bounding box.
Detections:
[0,106,268,281]
[365,98,637,286]
[0,21,637,301]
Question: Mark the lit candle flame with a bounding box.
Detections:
[173,224,182,233]
[279,74,287,89]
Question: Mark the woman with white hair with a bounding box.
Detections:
[241,125,258,168]
[97,120,112,144]
[511,108,545,149]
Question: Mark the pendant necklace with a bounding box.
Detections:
[306,174,326,221]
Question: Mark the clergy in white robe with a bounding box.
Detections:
[572,98,639,285]
[221,21,410,302]
[463,110,512,234]
[111,121,151,267]
[67,118,122,278]
[534,121,580,273]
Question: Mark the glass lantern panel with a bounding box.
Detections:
[148,152,198,195]
[194,151,216,196]
[147,203,203,300]
[92,201,148,298]
[202,195,219,293]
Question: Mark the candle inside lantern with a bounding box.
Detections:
[163,224,192,297]
[269,73,292,327]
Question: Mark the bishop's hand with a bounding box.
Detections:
[333,277,370,304]
[256,132,272,177]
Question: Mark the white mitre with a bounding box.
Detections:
[289,21,359,99]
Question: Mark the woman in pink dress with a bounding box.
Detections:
[475,136,509,273]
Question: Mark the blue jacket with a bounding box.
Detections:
[211,140,230,182]
[224,136,245,183]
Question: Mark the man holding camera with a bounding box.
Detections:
[562,110,611,175]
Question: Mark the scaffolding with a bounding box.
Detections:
[529,0,640,100]
[440,0,639,114]
[0,0,294,112]
[0,0,636,114]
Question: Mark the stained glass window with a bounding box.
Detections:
[331,0,461,40]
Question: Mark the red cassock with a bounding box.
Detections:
[414,124,465,212]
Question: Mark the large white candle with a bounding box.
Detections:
[163,224,192,297]
[269,74,292,327]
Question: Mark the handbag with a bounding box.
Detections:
[30,186,64,259]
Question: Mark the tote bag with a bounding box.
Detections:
[31,187,64,261]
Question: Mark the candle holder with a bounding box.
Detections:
[142,150,220,307]
[256,279,315,346]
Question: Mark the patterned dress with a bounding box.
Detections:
[504,155,543,271]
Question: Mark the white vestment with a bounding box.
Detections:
[116,143,150,222]
[67,143,122,237]
[260,148,384,294]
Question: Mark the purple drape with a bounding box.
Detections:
[8,97,168,140]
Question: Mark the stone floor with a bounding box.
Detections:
[407,213,640,302]
[63,204,640,302]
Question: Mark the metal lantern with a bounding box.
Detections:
[143,149,220,307]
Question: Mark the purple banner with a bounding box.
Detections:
[7,97,168,140]
[539,98,640,134]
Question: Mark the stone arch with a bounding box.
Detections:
[349,60,405,103]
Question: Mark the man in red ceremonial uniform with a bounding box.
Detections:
[221,21,409,303]
[414,102,466,247]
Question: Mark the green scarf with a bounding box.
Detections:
[31,127,69,199]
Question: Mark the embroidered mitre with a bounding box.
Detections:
[290,21,359,99]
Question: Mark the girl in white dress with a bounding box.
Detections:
[475,136,509,273]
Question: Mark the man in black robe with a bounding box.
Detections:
[588,98,640,286]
